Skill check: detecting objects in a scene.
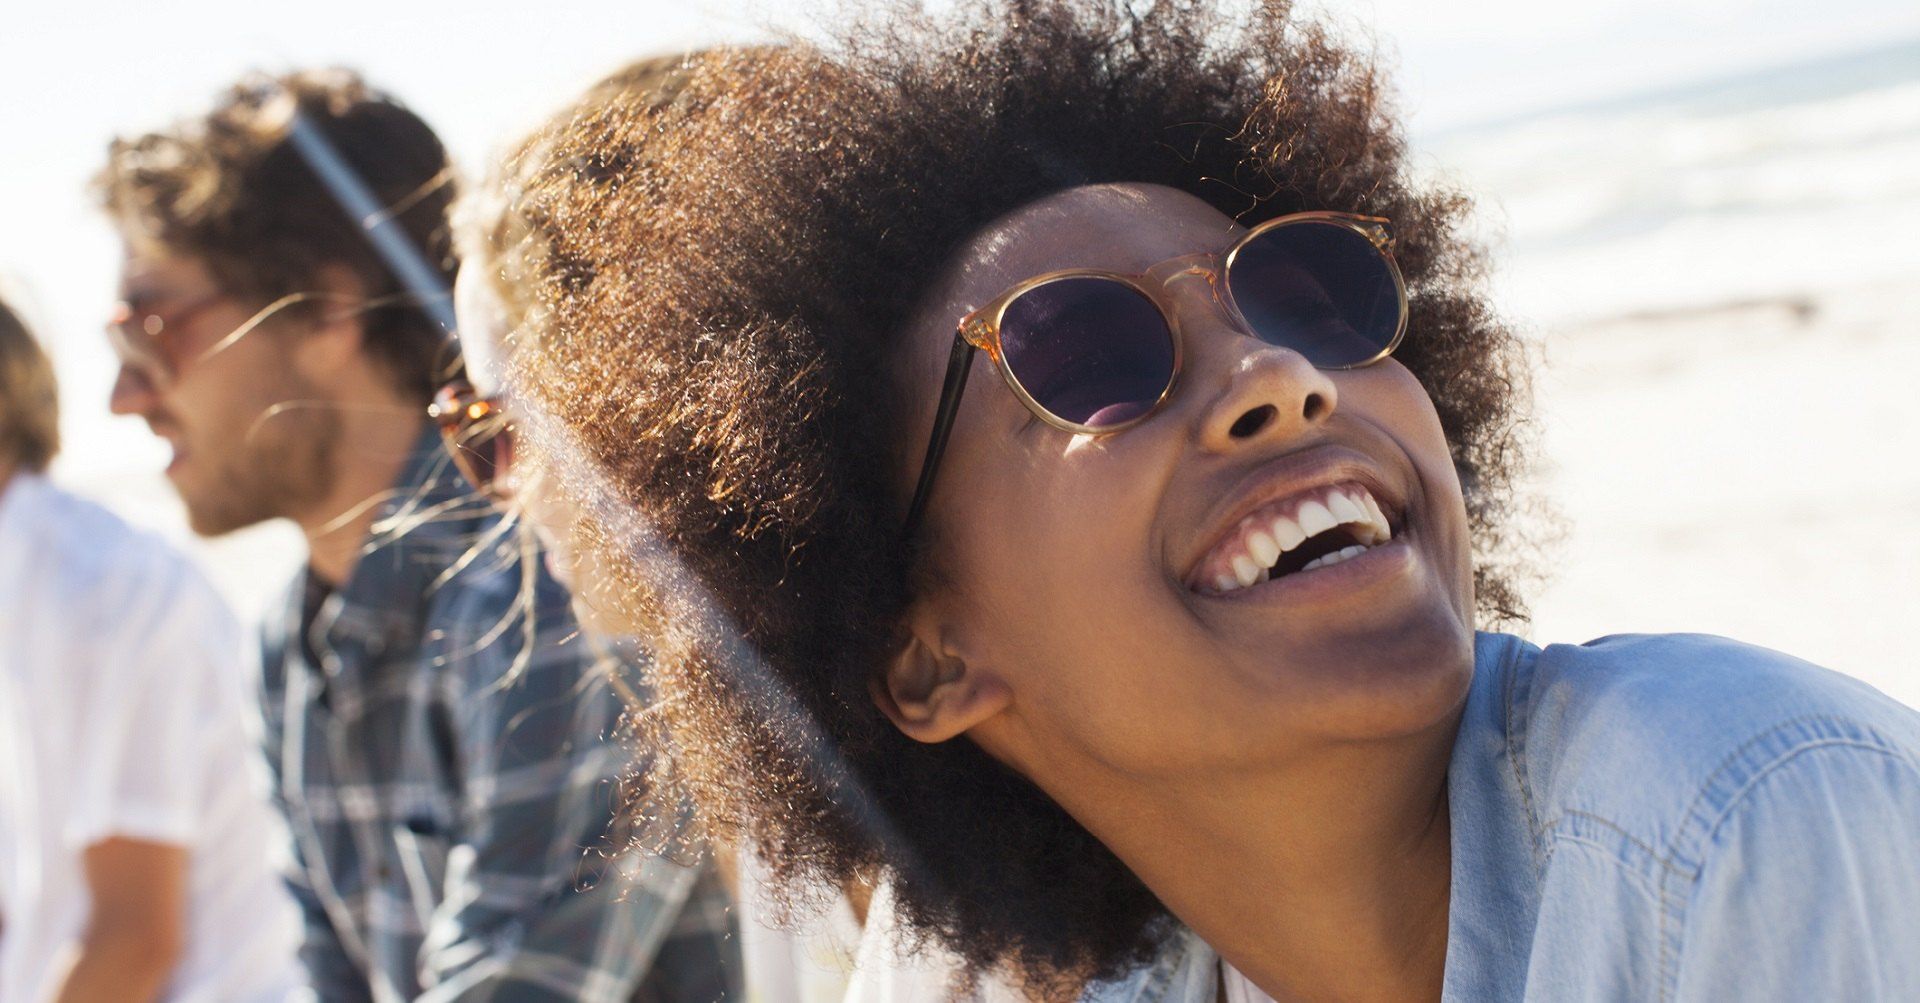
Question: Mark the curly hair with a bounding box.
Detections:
[96,68,458,404]
[471,0,1537,988]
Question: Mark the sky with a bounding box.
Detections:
[3,0,1918,491]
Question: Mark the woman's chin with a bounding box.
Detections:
[1191,588,1476,742]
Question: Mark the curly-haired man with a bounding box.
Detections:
[95,69,733,1001]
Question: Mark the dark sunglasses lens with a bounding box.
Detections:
[451,425,509,492]
[437,399,513,495]
[999,277,1175,428]
[1227,221,1403,367]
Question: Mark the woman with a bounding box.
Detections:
[454,3,1920,999]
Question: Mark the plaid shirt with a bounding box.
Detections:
[258,430,737,1001]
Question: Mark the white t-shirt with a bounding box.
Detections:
[736,852,863,1003]
[735,850,1028,1003]
[0,473,299,1002]
[1221,965,1272,1003]
[840,881,1029,1003]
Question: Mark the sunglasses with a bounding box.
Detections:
[107,290,383,392]
[105,291,229,391]
[903,211,1408,535]
[430,377,516,497]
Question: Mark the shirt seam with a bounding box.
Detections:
[1668,715,1906,877]
[1501,636,1546,858]
[1655,724,1909,1002]
[1537,824,1670,906]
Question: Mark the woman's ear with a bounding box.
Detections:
[871,603,1011,744]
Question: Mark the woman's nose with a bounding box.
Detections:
[1170,284,1339,454]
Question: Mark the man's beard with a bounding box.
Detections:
[180,399,341,537]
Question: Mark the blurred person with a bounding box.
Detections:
[458,229,972,1003]
[451,52,869,1003]
[462,3,1920,1001]
[94,70,732,1001]
[0,296,299,1001]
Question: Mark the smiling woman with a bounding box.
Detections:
[461,1,1920,999]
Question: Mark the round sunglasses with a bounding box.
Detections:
[430,377,515,497]
[903,211,1408,535]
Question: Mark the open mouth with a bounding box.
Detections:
[1189,481,1397,595]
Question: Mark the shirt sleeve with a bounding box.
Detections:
[1671,737,1920,1000]
[416,588,706,1002]
[65,554,231,849]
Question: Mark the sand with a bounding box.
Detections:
[1522,278,1920,707]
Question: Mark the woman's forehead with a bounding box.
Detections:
[981,183,1238,279]
[921,182,1244,325]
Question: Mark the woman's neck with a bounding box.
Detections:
[1057,716,1459,1002]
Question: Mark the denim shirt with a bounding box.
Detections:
[1086,631,1920,1002]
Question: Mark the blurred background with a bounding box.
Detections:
[2,0,1916,702]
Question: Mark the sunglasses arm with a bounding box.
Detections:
[902,332,979,538]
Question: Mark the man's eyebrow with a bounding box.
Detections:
[119,284,186,309]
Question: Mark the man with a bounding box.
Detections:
[95,70,732,1001]
[0,295,300,1001]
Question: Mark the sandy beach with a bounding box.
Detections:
[1523,280,1919,706]
[1427,42,1920,706]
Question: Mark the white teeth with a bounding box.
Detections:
[1361,493,1387,527]
[1300,544,1372,573]
[1360,494,1392,543]
[1198,484,1397,594]
[1246,530,1281,568]
[1296,499,1337,537]
[1328,491,1366,526]
[1269,514,1307,551]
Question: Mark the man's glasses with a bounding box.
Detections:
[106,290,379,392]
[903,211,1409,535]
[429,377,515,498]
[104,292,228,391]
